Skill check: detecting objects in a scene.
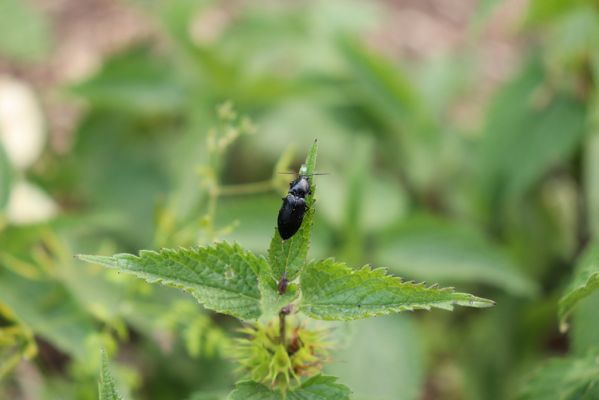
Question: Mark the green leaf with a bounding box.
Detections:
[187,391,227,400]
[289,376,351,399]
[572,291,599,355]
[377,215,538,297]
[227,375,351,400]
[338,38,438,189]
[70,112,173,246]
[518,352,599,400]
[268,140,318,281]
[0,266,96,361]
[300,259,494,321]
[558,242,599,331]
[525,0,581,25]
[586,132,599,236]
[77,242,267,321]
[258,276,298,321]
[99,350,123,400]
[227,380,273,400]
[479,59,586,210]
[0,140,12,212]
[72,46,186,116]
[339,37,428,131]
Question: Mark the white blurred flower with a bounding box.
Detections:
[6,180,58,225]
[0,76,46,170]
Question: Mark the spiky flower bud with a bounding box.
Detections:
[230,317,332,392]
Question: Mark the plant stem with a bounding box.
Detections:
[279,305,292,347]
[279,309,286,347]
[278,272,288,294]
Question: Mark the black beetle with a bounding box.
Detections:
[277,175,311,240]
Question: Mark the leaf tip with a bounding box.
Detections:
[75,253,91,262]
[455,293,496,308]
[472,296,496,308]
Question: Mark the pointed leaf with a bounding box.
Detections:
[227,375,351,400]
[300,259,494,320]
[479,59,586,211]
[518,352,599,400]
[268,140,318,281]
[558,242,599,331]
[99,351,123,400]
[339,37,429,131]
[77,242,267,321]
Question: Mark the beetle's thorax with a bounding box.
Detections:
[288,175,310,197]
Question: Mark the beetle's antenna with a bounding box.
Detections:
[277,172,329,176]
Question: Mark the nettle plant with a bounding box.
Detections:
[79,141,494,399]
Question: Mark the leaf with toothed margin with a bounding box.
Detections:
[227,375,351,400]
[77,242,267,321]
[300,259,495,320]
[99,350,123,400]
[558,242,599,332]
[269,139,318,282]
[518,352,599,400]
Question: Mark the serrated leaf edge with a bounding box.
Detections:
[77,242,264,320]
[300,259,495,321]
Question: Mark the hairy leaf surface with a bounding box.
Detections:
[99,351,123,400]
[78,242,266,320]
[300,259,494,320]
[227,375,351,400]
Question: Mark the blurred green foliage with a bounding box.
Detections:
[0,0,52,62]
[1,0,599,399]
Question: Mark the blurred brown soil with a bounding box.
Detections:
[0,0,153,152]
[0,0,527,152]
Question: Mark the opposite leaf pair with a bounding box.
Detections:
[82,141,493,399]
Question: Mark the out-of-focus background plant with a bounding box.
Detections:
[0,0,598,399]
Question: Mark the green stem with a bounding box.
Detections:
[279,310,286,347]
[278,305,292,348]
